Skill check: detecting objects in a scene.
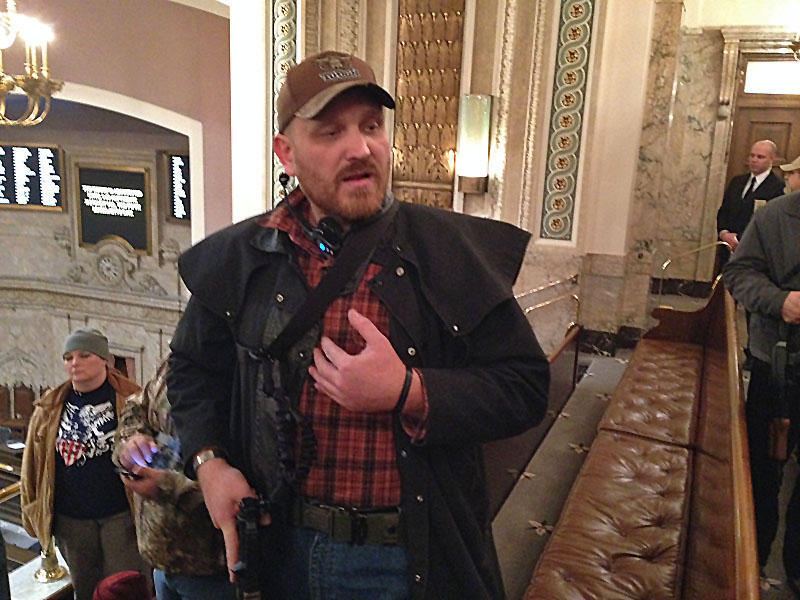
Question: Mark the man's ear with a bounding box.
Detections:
[273,134,296,177]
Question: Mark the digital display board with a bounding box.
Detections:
[78,166,149,252]
[168,154,190,221]
[0,144,62,210]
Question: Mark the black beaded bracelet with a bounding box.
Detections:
[394,367,413,414]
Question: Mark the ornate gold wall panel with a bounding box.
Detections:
[391,0,465,210]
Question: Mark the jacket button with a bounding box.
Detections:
[452,324,459,333]
[276,293,284,303]
[416,494,424,503]
[395,266,405,277]
[414,573,422,583]
[225,310,232,319]
[400,449,408,458]
[407,347,416,356]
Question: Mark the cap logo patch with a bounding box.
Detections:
[316,55,361,82]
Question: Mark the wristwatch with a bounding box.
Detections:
[191,447,227,479]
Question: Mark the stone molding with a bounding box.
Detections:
[0,278,182,326]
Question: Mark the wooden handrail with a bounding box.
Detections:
[724,289,759,599]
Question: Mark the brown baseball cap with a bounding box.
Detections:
[780,155,800,172]
[277,51,395,132]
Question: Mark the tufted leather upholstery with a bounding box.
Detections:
[526,430,689,599]
[597,339,703,446]
[524,285,758,600]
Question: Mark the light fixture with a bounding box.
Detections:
[0,0,61,126]
[455,94,492,194]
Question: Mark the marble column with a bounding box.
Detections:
[619,0,684,332]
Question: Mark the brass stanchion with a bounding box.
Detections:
[34,535,67,583]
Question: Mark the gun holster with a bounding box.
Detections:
[768,417,791,461]
[769,325,799,461]
[232,497,265,600]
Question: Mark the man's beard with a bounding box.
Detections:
[300,159,389,223]
[332,186,385,221]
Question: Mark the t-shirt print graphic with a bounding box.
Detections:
[56,400,115,467]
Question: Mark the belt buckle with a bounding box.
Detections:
[349,508,368,545]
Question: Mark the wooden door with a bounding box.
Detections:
[726,55,800,186]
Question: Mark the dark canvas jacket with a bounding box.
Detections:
[167,197,550,599]
[723,191,800,363]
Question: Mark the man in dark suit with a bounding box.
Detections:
[717,139,785,262]
[718,139,786,369]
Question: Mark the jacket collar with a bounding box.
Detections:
[35,368,140,411]
[783,191,800,217]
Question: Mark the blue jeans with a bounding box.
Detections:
[153,569,236,600]
[280,526,410,600]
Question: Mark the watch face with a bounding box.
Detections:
[193,448,225,475]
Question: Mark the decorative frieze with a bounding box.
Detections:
[540,0,595,240]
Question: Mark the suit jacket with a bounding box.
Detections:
[717,170,785,236]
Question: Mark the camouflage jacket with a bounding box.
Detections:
[113,358,227,576]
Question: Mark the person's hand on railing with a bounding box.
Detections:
[720,230,739,251]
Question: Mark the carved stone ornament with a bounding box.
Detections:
[136,274,167,296]
[159,238,181,266]
[61,237,168,297]
[66,264,91,284]
[92,243,137,289]
[53,226,73,258]
[96,253,125,284]
[0,347,42,389]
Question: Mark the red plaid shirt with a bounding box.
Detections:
[263,197,425,508]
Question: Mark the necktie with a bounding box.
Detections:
[743,175,757,198]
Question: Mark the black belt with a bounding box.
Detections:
[292,498,401,546]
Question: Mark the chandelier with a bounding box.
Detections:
[792,34,800,62]
[0,0,61,126]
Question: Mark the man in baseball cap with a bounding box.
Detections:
[780,155,800,193]
[168,49,548,599]
[276,50,395,133]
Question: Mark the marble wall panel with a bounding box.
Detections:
[515,244,582,354]
[621,272,656,330]
[0,302,176,391]
[578,272,624,332]
[652,28,724,281]
[621,0,683,330]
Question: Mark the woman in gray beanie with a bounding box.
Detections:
[20,328,148,600]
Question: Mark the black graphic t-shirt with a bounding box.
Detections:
[53,380,129,519]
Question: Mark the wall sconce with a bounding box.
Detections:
[455,94,491,194]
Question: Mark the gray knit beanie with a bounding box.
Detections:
[63,328,111,361]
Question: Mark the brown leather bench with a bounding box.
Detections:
[525,283,759,599]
